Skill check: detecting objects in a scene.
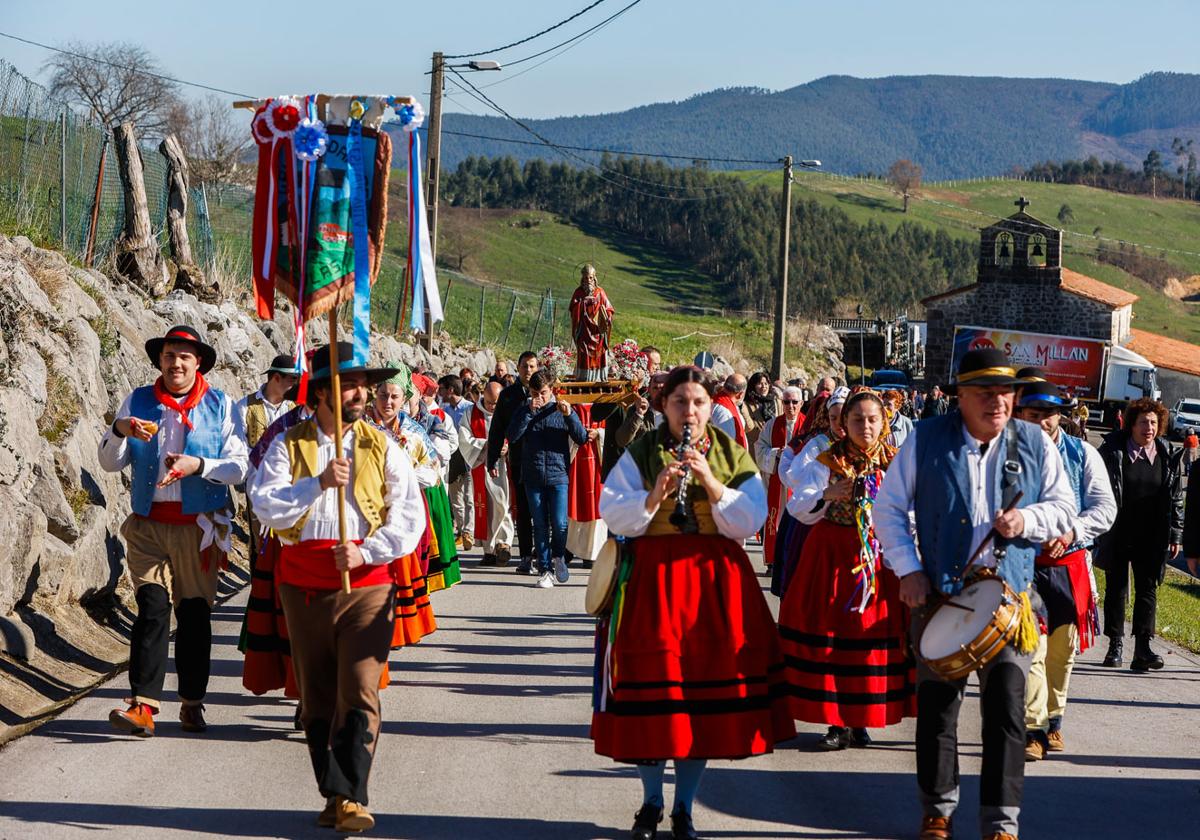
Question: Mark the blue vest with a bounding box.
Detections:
[1055,431,1088,549]
[127,385,231,516]
[913,412,1045,595]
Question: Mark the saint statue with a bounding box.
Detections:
[569,263,614,381]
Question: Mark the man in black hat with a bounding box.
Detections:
[1013,381,1115,761]
[250,342,426,832]
[874,347,1076,840]
[97,325,248,737]
[234,354,299,450]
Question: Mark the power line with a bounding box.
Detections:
[445,67,774,200]
[0,30,254,98]
[443,0,613,59]
[437,128,779,166]
[501,0,644,68]
[472,6,623,91]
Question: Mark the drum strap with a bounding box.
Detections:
[995,422,1023,561]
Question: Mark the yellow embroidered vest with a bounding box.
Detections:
[275,419,390,544]
[245,394,295,450]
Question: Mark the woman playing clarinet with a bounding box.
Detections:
[778,389,916,751]
[595,365,795,840]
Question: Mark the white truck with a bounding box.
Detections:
[951,326,1158,428]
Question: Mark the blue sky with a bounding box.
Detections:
[4,0,1200,118]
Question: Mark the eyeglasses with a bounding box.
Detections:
[782,400,800,405]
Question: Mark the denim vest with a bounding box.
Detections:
[1056,432,1087,548]
[913,412,1045,595]
[128,385,231,516]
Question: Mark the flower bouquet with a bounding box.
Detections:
[609,338,648,382]
[538,344,576,381]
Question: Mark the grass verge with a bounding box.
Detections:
[1094,567,1200,654]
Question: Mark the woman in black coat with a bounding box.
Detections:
[1093,399,1185,671]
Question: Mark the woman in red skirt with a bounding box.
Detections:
[596,365,795,840]
[778,389,916,750]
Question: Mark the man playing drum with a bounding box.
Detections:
[1012,381,1115,760]
[874,348,1076,840]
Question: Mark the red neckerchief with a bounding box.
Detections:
[153,373,209,431]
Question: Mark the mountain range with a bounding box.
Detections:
[418,72,1200,179]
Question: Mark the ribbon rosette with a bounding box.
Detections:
[293,118,328,161]
[267,96,302,137]
[389,97,425,132]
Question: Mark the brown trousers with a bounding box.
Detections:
[279,583,394,804]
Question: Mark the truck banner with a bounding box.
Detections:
[951,325,1107,399]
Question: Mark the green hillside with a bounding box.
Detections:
[731,170,1200,342]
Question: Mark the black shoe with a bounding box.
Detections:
[480,554,497,567]
[1101,637,1123,668]
[582,559,594,569]
[515,558,533,575]
[849,727,872,747]
[631,804,663,840]
[670,806,699,840]
[1131,636,1165,672]
[293,704,303,731]
[817,726,851,751]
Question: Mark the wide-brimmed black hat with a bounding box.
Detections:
[1015,366,1047,383]
[948,348,1019,393]
[308,342,399,387]
[1018,380,1075,410]
[145,325,217,374]
[264,354,297,377]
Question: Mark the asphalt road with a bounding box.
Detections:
[1,544,1198,840]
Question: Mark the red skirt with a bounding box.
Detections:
[777,519,915,728]
[591,534,796,761]
[241,535,298,698]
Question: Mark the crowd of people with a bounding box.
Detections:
[95,325,1197,839]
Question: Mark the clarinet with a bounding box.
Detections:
[669,423,694,530]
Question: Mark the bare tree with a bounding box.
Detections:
[888,159,923,213]
[167,94,253,188]
[44,41,180,136]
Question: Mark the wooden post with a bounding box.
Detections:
[501,292,517,348]
[328,311,352,595]
[59,111,67,248]
[478,284,486,345]
[84,138,108,267]
[112,122,167,295]
[159,133,211,297]
[770,155,793,381]
[423,51,445,356]
[527,291,547,350]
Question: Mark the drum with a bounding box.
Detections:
[918,568,1021,681]
[584,539,621,616]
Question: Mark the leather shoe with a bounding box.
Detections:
[817,725,852,750]
[179,703,207,733]
[1131,637,1164,672]
[1024,733,1046,761]
[108,703,155,737]
[670,806,698,840]
[335,798,375,833]
[495,544,511,566]
[919,815,953,840]
[1101,637,1123,667]
[1047,729,1065,752]
[631,803,663,840]
[480,553,497,567]
[849,727,872,747]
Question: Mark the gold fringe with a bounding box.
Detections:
[1014,591,1040,654]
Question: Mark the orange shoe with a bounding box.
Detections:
[108,703,155,737]
[983,834,1018,840]
[920,815,953,840]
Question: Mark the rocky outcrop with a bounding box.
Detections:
[0,233,496,739]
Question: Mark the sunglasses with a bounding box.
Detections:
[782,400,800,405]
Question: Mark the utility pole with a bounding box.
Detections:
[770,155,793,381]
[423,51,445,355]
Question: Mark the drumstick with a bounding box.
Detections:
[964,490,1026,570]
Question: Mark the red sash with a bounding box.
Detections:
[764,414,803,567]
[469,405,490,540]
[714,394,747,447]
[279,539,392,591]
[1035,547,1095,651]
[567,404,602,522]
[153,374,209,431]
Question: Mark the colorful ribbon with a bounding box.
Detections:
[346,100,372,366]
[406,128,442,334]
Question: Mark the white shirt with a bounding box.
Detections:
[599,450,767,540]
[249,423,425,565]
[233,387,292,446]
[780,433,833,517]
[753,415,800,478]
[874,421,1077,579]
[1060,434,1118,545]
[710,402,738,441]
[98,389,248,498]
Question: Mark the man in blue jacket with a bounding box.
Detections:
[98,326,248,736]
[505,370,592,588]
[875,348,1075,840]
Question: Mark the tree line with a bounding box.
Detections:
[442,155,977,318]
[1020,139,1198,201]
